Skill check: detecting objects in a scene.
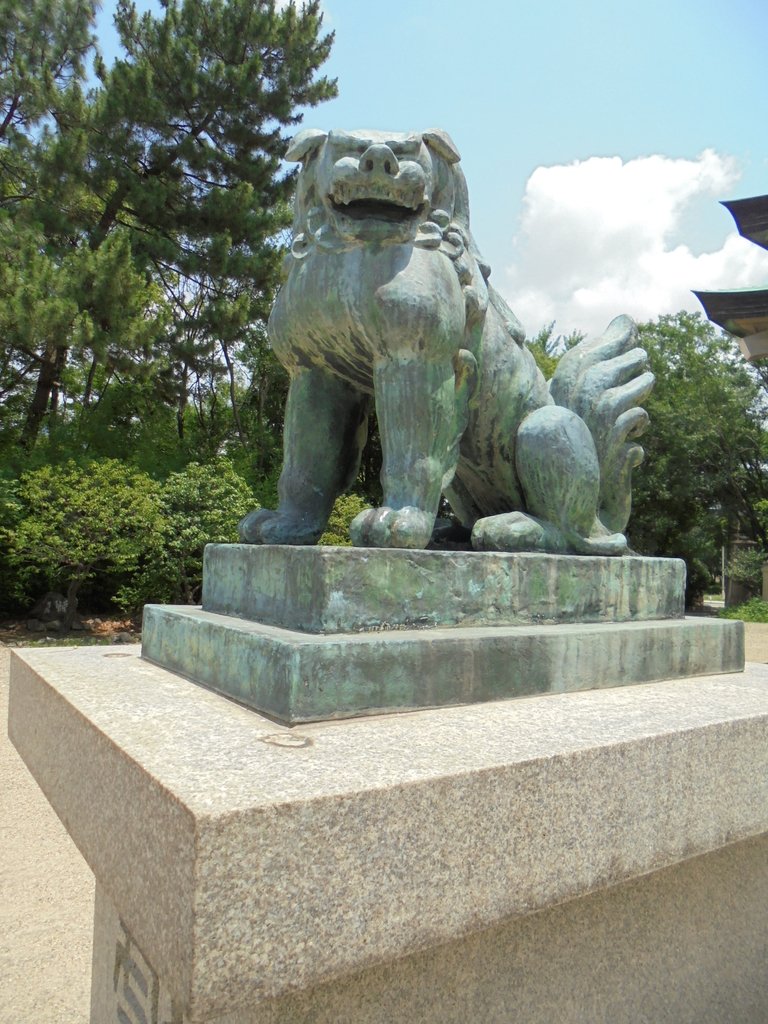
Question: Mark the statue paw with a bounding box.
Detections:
[568,529,630,556]
[472,512,568,553]
[471,511,630,556]
[238,508,324,546]
[350,506,433,549]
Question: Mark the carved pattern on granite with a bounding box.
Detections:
[112,919,182,1024]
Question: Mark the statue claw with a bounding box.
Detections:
[350,506,433,549]
[471,511,630,556]
[238,508,324,546]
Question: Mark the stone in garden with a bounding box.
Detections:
[28,591,69,623]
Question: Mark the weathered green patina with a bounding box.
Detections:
[142,603,743,724]
[139,130,716,725]
[202,544,685,633]
[239,128,654,555]
[137,546,744,725]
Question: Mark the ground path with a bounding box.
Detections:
[3,626,768,1023]
[1,646,96,1024]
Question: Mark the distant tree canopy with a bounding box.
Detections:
[630,313,768,603]
[0,0,343,617]
[531,313,768,603]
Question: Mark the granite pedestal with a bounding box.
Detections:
[8,648,768,1023]
[7,545,759,1021]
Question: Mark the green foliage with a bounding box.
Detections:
[720,598,768,623]
[726,547,766,598]
[526,322,584,380]
[319,493,371,546]
[0,0,338,617]
[0,0,97,185]
[628,312,768,605]
[121,460,255,607]
[0,0,336,473]
[6,458,255,618]
[754,499,768,539]
[9,459,164,623]
[0,474,24,613]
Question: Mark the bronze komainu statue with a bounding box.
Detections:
[239,128,654,554]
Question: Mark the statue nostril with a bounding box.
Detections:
[363,158,374,172]
[384,160,392,174]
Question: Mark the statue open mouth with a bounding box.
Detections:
[330,196,423,222]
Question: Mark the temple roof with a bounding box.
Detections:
[722,194,768,250]
[693,287,768,337]
[694,194,768,358]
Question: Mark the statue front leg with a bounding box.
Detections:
[239,367,369,545]
[350,355,461,549]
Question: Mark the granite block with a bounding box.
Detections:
[91,835,768,1023]
[9,647,768,1021]
[201,545,686,633]
[142,605,743,722]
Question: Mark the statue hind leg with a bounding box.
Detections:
[472,316,651,556]
[239,367,369,545]
[471,406,629,555]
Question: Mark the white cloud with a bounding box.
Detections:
[500,150,768,340]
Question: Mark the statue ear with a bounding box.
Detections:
[285,129,328,163]
[423,129,461,164]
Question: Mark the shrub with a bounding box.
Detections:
[720,598,768,623]
[0,476,26,614]
[119,459,255,608]
[318,493,371,546]
[726,547,766,599]
[10,460,164,626]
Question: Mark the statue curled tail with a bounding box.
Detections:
[548,315,654,539]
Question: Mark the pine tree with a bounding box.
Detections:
[0,0,336,457]
[84,0,335,454]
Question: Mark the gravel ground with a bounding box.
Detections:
[2,624,768,1023]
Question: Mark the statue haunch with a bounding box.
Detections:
[239,128,654,555]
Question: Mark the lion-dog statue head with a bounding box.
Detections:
[282,127,500,345]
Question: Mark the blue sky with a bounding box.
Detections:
[97,0,768,338]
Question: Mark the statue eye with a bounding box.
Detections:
[389,140,420,157]
[329,132,370,155]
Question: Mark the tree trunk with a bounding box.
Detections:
[83,355,99,408]
[64,576,83,631]
[220,339,247,448]
[20,343,67,448]
[256,372,265,473]
[48,345,68,422]
[177,362,189,439]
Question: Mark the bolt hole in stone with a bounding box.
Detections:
[261,733,313,749]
